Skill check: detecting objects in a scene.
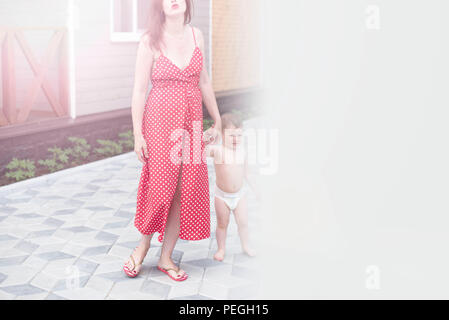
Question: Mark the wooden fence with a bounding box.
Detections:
[0,27,69,127]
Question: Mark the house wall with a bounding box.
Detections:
[73,0,212,117]
[212,0,262,92]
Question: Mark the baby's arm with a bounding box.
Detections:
[204,143,219,158]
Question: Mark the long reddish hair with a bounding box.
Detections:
[144,0,194,52]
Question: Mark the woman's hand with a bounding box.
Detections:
[203,122,221,145]
[134,134,149,164]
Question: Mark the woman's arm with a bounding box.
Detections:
[196,27,221,129]
[131,33,153,163]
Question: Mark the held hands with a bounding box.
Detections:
[134,134,149,164]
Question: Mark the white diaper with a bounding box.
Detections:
[214,181,248,211]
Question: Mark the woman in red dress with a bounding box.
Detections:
[124,0,221,280]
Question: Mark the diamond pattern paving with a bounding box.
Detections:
[0,118,263,300]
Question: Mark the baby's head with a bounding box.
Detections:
[220,112,243,149]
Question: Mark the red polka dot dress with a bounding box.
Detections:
[134,25,210,243]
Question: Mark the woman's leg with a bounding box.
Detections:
[213,196,231,261]
[158,165,186,278]
[125,233,153,273]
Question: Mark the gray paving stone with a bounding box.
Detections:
[43,217,65,228]
[85,184,101,191]
[103,221,130,229]
[140,279,171,299]
[172,250,183,264]
[40,195,65,200]
[6,197,33,203]
[63,226,96,233]
[172,294,213,300]
[0,273,7,284]
[82,245,112,256]
[94,231,119,242]
[46,293,67,300]
[97,271,130,282]
[90,178,110,183]
[0,284,46,296]
[73,192,96,198]
[0,235,18,241]
[233,253,255,264]
[37,251,76,261]
[52,275,90,291]
[184,258,226,269]
[52,208,77,216]
[0,255,29,266]
[64,199,85,207]
[231,265,260,281]
[0,206,17,214]
[107,190,126,194]
[74,258,99,274]
[0,140,263,301]
[15,213,42,219]
[116,241,139,249]
[60,180,78,185]
[153,248,183,263]
[24,189,39,197]
[26,229,57,239]
[84,205,114,211]
[121,202,136,209]
[14,240,39,253]
[114,210,135,219]
[227,283,260,299]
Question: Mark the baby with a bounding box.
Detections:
[204,112,257,261]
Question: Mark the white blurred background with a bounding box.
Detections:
[258,0,449,299]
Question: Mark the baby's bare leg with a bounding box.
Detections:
[233,194,256,256]
[214,196,231,261]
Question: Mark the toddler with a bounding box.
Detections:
[204,112,257,261]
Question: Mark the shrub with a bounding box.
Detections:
[67,137,91,165]
[94,139,123,156]
[5,158,36,181]
[38,147,71,173]
[118,130,134,149]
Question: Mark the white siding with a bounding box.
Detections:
[73,0,211,117]
[0,0,212,118]
[191,0,211,76]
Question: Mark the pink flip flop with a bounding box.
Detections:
[123,248,144,278]
[157,265,188,281]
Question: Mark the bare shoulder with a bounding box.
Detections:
[192,26,204,44]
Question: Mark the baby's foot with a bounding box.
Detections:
[213,249,225,261]
[242,246,256,257]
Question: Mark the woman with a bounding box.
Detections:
[124,0,221,280]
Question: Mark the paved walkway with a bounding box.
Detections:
[0,119,263,300]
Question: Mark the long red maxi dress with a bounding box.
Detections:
[134,25,210,242]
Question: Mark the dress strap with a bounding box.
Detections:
[191,25,197,47]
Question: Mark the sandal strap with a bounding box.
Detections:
[160,266,180,273]
[129,254,136,270]
[128,253,144,270]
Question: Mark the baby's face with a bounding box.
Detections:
[222,126,243,149]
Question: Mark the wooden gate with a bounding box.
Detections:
[0,27,69,127]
